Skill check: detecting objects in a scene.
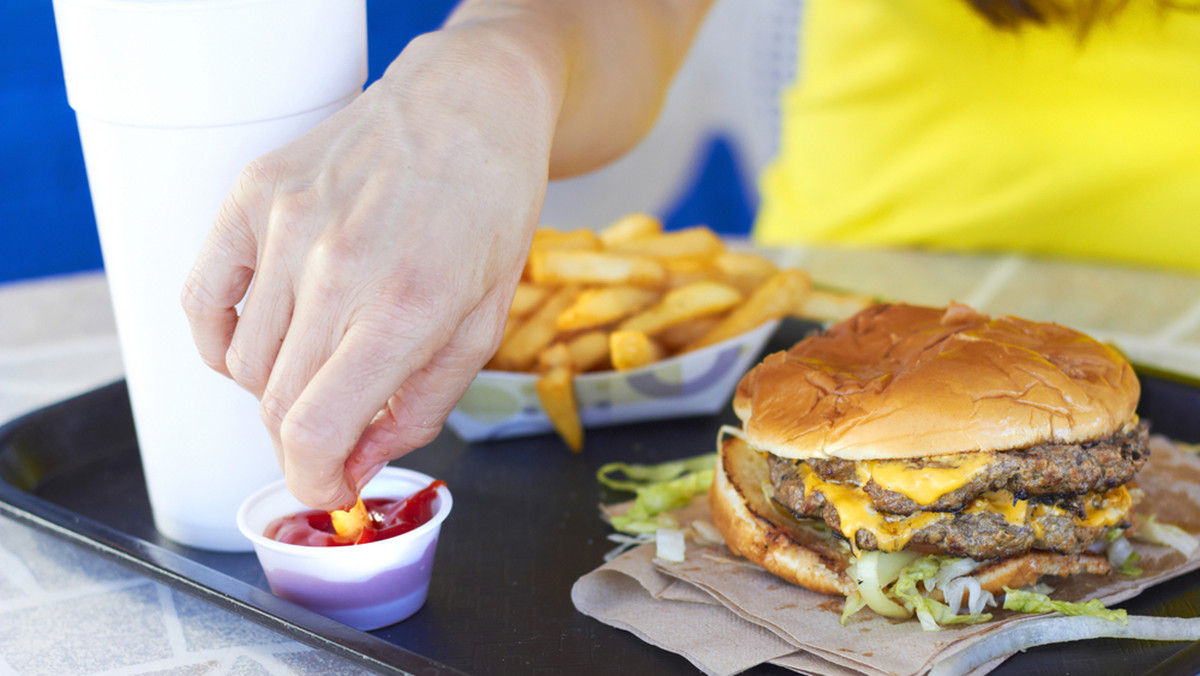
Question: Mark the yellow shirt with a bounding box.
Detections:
[755,0,1200,273]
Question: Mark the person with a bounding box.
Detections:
[180,0,1200,511]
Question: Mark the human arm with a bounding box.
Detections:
[180,0,715,510]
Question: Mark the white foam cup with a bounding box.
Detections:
[237,468,453,630]
[52,0,368,550]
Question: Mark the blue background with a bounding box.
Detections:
[0,0,750,284]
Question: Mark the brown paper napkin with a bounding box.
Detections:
[572,436,1200,675]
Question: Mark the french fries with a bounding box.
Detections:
[486,214,873,451]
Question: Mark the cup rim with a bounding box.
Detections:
[236,467,452,557]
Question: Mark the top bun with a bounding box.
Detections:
[733,303,1139,460]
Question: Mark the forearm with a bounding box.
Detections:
[439,0,715,179]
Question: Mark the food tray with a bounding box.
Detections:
[2,318,1200,676]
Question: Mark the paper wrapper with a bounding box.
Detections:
[572,436,1200,675]
[446,320,779,442]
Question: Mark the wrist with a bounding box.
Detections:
[382,7,573,135]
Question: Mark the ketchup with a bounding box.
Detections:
[264,480,446,547]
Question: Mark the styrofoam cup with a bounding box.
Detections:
[52,0,367,550]
[237,468,453,630]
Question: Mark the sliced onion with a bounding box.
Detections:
[655,527,686,563]
[929,616,1200,676]
[966,582,997,615]
[604,532,654,561]
[848,551,920,619]
[690,519,724,546]
[925,558,980,593]
[939,576,995,616]
[1107,535,1136,568]
[1136,518,1200,557]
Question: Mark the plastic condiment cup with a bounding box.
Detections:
[236,468,452,630]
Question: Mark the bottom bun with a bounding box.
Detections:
[709,433,1112,598]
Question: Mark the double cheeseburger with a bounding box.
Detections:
[710,302,1148,613]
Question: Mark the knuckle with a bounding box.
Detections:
[278,401,341,459]
[179,268,215,321]
[258,388,291,432]
[404,421,443,450]
[224,345,268,392]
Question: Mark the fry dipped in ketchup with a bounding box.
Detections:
[264,480,445,547]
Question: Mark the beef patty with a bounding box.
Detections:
[771,421,1149,516]
[766,422,1148,560]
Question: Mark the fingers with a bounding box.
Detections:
[223,211,302,398]
[180,160,277,378]
[277,286,508,510]
[343,294,510,493]
[267,302,458,510]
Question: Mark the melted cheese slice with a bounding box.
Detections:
[799,464,1132,555]
[857,453,993,506]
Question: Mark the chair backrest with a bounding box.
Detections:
[539,0,802,235]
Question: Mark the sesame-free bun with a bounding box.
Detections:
[732,303,1140,461]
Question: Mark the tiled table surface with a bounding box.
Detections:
[2,246,1199,675]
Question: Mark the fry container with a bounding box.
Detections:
[52,0,367,550]
[447,320,780,442]
[237,468,453,630]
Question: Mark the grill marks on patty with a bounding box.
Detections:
[767,422,1149,560]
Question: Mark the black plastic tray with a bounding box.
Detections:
[3,319,1200,676]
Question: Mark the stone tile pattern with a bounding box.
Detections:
[0,515,371,675]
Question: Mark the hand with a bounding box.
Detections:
[181,27,561,510]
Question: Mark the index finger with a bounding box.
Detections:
[180,165,274,376]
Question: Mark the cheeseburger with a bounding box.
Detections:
[710,302,1148,622]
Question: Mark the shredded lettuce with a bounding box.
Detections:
[1106,534,1143,576]
[1119,553,1144,577]
[841,591,867,625]
[1003,587,1128,623]
[597,453,716,534]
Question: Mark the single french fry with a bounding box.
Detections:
[610,330,664,371]
[598,212,662,247]
[527,250,666,288]
[535,365,583,452]
[799,288,876,323]
[329,497,369,541]
[509,282,551,319]
[618,280,743,335]
[490,285,580,371]
[556,285,660,331]
[605,225,725,260]
[564,330,611,372]
[656,316,721,353]
[715,250,779,295]
[529,227,601,253]
[537,341,574,372]
[685,269,812,351]
[663,255,722,289]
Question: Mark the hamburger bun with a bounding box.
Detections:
[732,302,1140,461]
